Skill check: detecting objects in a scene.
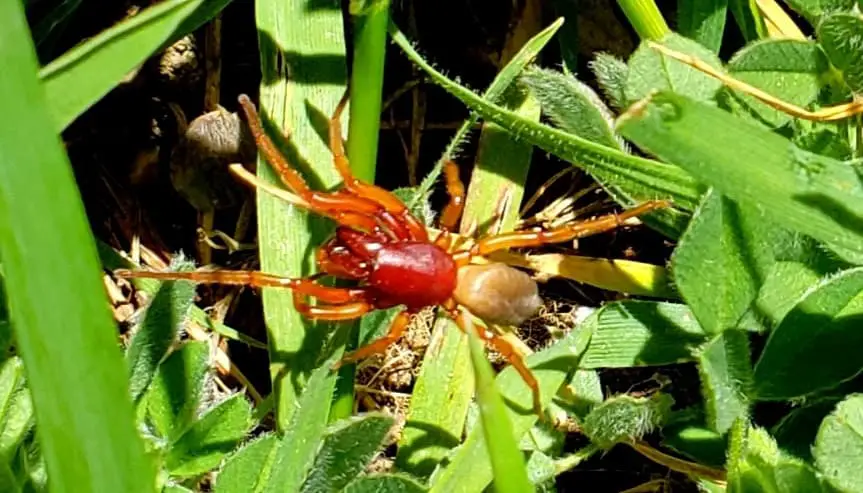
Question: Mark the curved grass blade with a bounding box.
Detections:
[465,325,531,493]
[428,323,594,493]
[412,17,564,206]
[617,90,863,255]
[391,21,702,238]
[0,2,155,490]
[40,0,233,131]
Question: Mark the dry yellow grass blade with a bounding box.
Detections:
[756,0,806,40]
[648,41,863,121]
[489,251,675,299]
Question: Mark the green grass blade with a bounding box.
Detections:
[266,353,345,492]
[617,0,672,40]
[254,0,348,429]
[429,324,594,493]
[331,0,392,423]
[40,0,233,131]
[0,2,155,490]
[411,17,563,205]
[391,22,701,238]
[616,91,863,256]
[347,0,390,181]
[677,0,728,53]
[395,318,473,478]
[465,327,532,493]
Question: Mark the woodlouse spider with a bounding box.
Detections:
[115,91,672,417]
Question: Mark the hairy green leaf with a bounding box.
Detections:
[754,267,863,400]
[697,330,752,434]
[814,394,863,492]
[165,394,252,477]
[213,434,279,493]
[579,300,706,369]
[144,341,211,440]
[300,414,394,493]
[582,393,674,449]
[817,13,863,94]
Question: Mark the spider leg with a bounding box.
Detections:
[228,160,406,240]
[474,199,672,256]
[328,90,429,241]
[236,95,391,223]
[331,309,412,370]
[114,268,368,304]
[453,308,542,417]
[438,160,466,232]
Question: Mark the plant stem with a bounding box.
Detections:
[346,0,391,182]
[329,0,392,423]
[617,0,670,40]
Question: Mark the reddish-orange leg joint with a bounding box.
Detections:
[474,199,672,256]
[331,309,413,370]
[328,90,429,241]
[453,309,542,417]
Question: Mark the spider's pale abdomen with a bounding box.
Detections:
[453,263,542,326]
[368,242,457,310]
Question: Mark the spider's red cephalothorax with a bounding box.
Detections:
[116,91,672,416]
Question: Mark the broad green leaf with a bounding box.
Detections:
[0,2,155,490]
[581,393,674,449]
[589,52,629,110]
[578,300,707,369]
[465,327,531,493]
[784,0,855,25]
[677,0,728,53]
[144,341,211,440]
[723,39,829,127]
[0,357,33,459]
[392,23,703,239]
[772,399,840,462]
[617,90,863,255]
[299,414,395,493]
[165,394,252,477]
[560,369,603,420]
[519,67,625,150]
[213,434,279,493]
[265,354,343,492]
[126,259,196,404]
[754,267,863,399]
[697,330,752,434]
[814,394,863,492]
[746,246,851,332]
[396,321,471,478]
[40,0,233,130]
[428,323,594,493]
[817,13,863,94]
[624,33,725,106]
[343,475,428,493]
[671,190,793,334]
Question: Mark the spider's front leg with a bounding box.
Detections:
[327,90,428,241]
